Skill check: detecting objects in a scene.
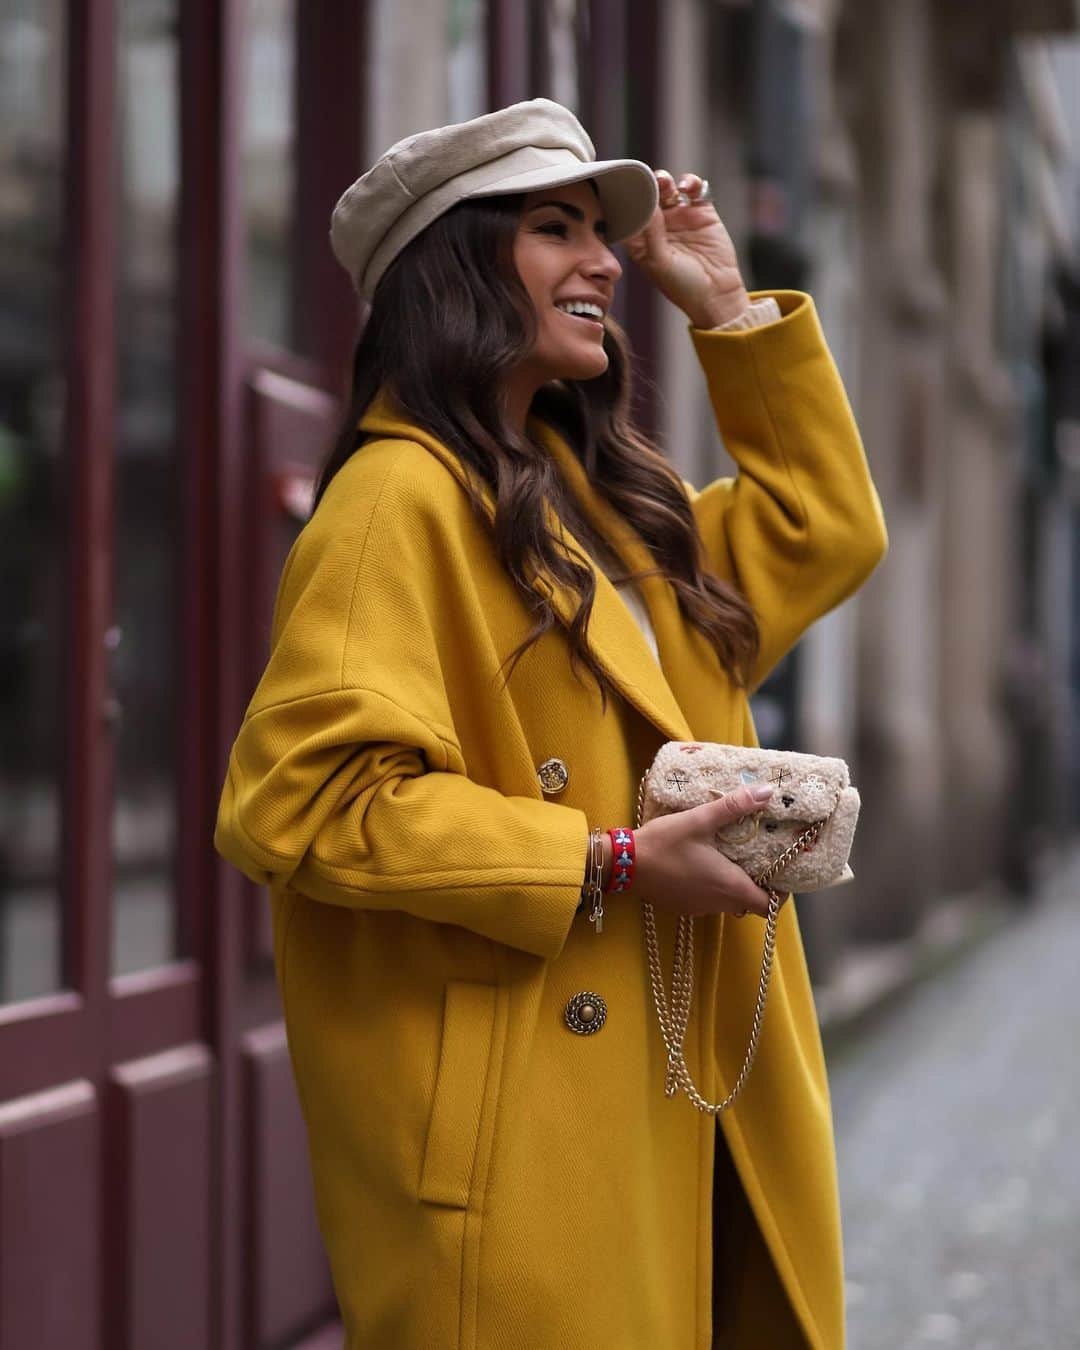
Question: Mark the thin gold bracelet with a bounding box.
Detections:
[580,827,606,933]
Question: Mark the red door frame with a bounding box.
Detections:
[0,0,365,1344]
[0,0,121,1108]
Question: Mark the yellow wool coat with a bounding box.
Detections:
[215,290,888,1349]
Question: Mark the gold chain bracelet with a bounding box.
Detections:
[581,826,606,933]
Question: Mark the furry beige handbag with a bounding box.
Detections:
[635,741,860,1114]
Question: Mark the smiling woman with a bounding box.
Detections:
[311,163,763,715]
[215,97,887,1350]
[503,182,621,427]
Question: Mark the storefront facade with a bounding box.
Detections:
[0,2,677,1345]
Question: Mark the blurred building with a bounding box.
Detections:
[656,2,1080,960]
[0,1,1076,1346]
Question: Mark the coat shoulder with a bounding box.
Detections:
[312,435,481,555]
[272,439,454,615]
[324,434,468,515]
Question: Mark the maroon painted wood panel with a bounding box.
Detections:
[0,1082,100,1350]
[622,0,663,440]
[243,1023,336,1347]
[107,1046,214,1350]
[292,1322,345,1350]
[108,963,202,1067]
[0,995,84,1104]
[63,0,117,1028]
[293,3,369,384]
[247,368,341,681]
[488,0,530,109]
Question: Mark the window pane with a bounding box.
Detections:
[548,0,580,114]
[371,0,487,156]
[0,1,67,1003]
[243,0,296,348]
[447,0,487,124]
[111,0,180,975]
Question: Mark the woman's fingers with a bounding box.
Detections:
[675,172,705,200]
[654,168,679,201]
[702,788,777,912]
[654,167,707,203]
[634,783,780,919]
[706,783,774,818]
[702,786,777,916]
[710,852,774,918]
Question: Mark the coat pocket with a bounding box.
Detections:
[419,980,498,1209]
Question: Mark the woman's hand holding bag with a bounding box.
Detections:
[626,742,859,1114]
[633,783,781,920]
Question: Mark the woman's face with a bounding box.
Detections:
[511,179,623,385]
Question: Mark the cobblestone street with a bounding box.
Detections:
[828,847,1080,1350]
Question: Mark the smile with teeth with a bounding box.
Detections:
[555,300,605,324]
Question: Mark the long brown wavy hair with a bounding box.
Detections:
[315,190,760,708]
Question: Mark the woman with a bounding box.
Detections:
[215,99,887,1348]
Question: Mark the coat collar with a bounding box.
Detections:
[358,389,694,742]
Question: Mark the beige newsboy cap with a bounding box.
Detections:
[330,97,659,300]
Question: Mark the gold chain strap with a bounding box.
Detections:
[635,772,840,1115]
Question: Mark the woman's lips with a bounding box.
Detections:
[556,308,604,330]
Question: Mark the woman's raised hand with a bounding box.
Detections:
[622,168,749,330]
[632,784,783,920]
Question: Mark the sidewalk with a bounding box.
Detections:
[816,880,1017,1044]
[826,842,1080,1350]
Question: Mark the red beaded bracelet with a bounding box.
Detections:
[605,827,636,894]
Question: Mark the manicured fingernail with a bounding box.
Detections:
[677,176,690,188]
[750,785,774,802]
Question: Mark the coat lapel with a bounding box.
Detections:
[357,391,694,743]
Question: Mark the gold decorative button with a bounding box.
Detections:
[564,990,607,1035]
[537,757,570,795]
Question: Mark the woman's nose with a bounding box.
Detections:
[585,242,622,284]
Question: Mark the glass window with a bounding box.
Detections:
[447,0,487,124]
[0,0,67,1003]
[371,0,487,157]
[243,0,297,349]
[111,0,181,976]
[547,0,580,114]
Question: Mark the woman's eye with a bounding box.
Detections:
[537,221,569,237]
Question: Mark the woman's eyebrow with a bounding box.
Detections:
[526,200,608,234]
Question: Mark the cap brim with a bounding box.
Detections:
[463,157,658,244]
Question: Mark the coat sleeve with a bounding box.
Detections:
[684,290,888,695]
[213,446,590,962]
